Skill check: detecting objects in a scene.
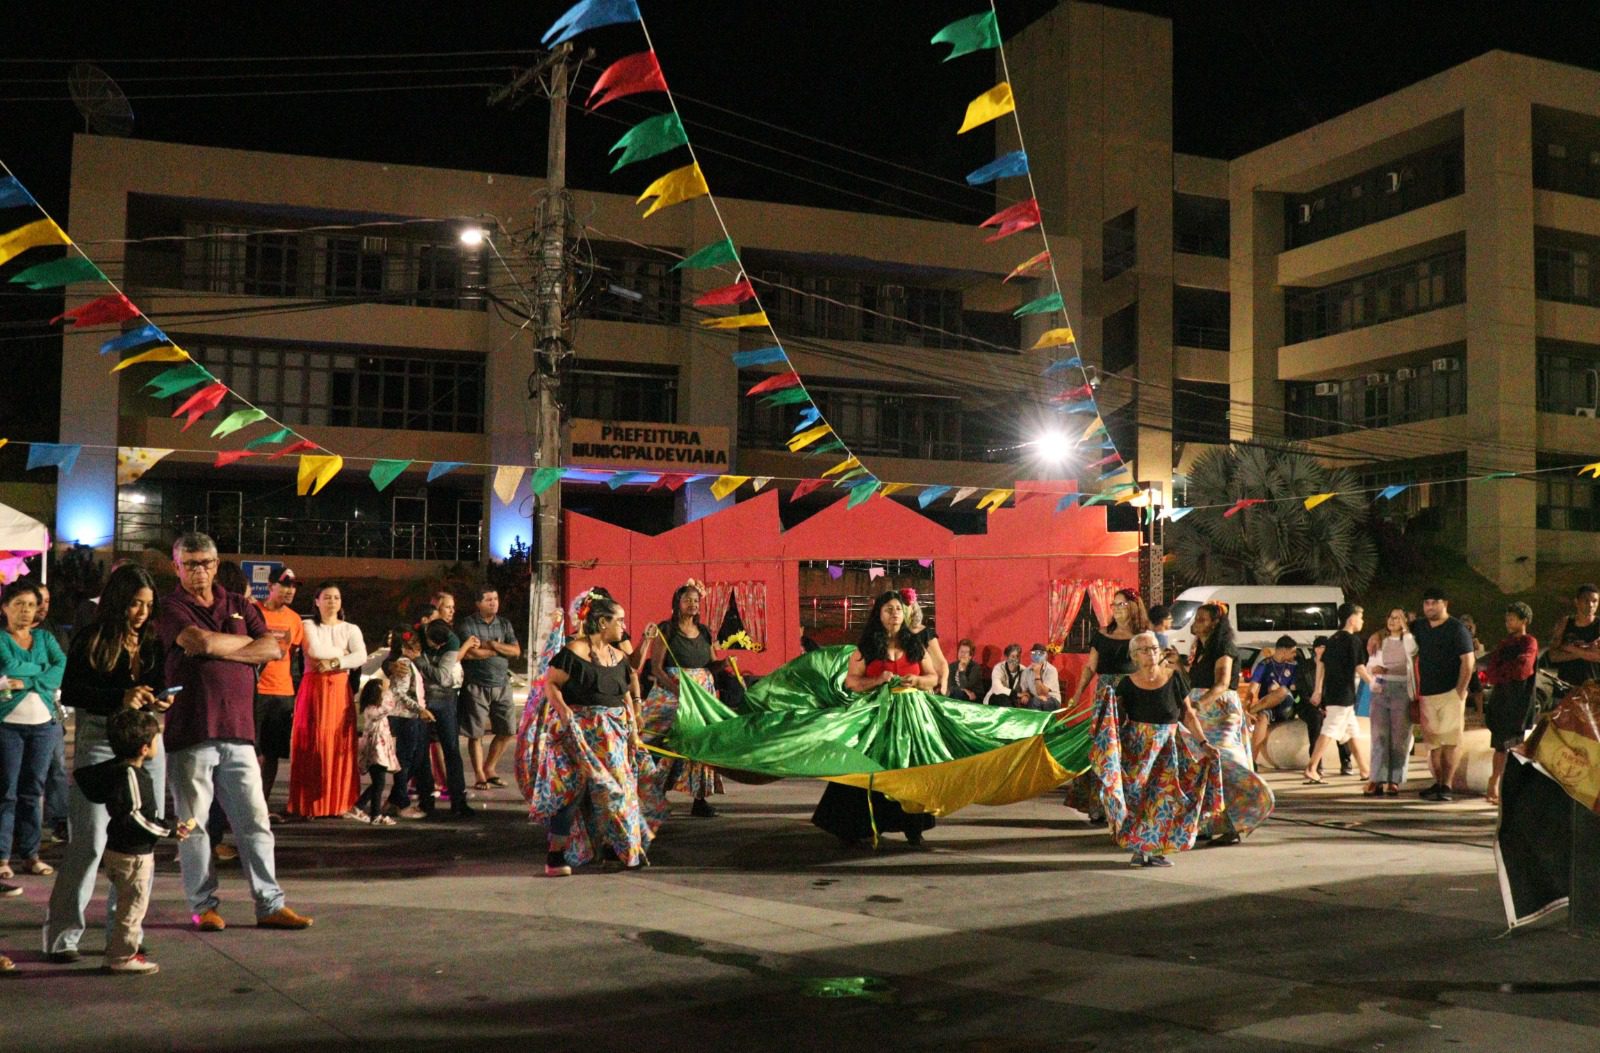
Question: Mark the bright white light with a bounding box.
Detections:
[130,493,146,505]
[1032,430,1074,463]
[459,227,487,246]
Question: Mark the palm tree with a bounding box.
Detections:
[1169,444,1376,592]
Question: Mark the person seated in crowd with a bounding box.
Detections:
[946,639,985,702]
[1019,643,1061,710]
[984,644,1025,704]
[1246,636,1299,768]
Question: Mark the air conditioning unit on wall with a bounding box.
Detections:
[1432,357,1460,372]
[1314,382,1338,396]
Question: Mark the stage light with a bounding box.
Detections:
[459,227,487,247]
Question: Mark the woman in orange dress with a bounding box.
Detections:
[288,582,366,819]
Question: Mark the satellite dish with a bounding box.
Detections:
[68,63,134,136]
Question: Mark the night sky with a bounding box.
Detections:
[2,0,1597,459]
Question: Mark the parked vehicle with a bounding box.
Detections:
[1166,585,1345,655]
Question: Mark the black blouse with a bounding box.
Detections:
[660,621,713,669]
[1090,631,1135,676]
[550,647,630,708]
[1116,675,1185,724]
[1191,629,1241,691]
[61,630,165,718]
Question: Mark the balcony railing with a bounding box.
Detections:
[1174,322,1229,350]
[124,513,483,563]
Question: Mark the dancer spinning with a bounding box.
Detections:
[810,591,939,847]
[1188,604,1274,844]
[641,581,724,818]
[1064,588,1149,818]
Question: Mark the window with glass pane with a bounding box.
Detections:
[1102,301,1138,373]
[1285,249,1463,342]
[243,233,300,296]
[1174,194,1229,257]
[562,363,678,423]
[1103,209,1137,279]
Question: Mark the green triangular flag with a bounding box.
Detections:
[1013,291,1064,317]
[609,112,687,172]
[762,387,812,406]
[812,439,846,455]
[530,466,562,496]
[673,237,738,272]
[210,408,268,438]
[846,480,880,508]
[1482,471,1518,480]
[245,427,294,450]
[931,10,1000,61]
[368,458,412,492]
[143,362,213,399]
[8,256,105,289]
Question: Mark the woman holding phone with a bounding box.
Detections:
[43,566,170,962]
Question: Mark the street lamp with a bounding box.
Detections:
[459,226,487,247]
[1029,429,1075,465]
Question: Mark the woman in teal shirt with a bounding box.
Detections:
[0,581,67,880]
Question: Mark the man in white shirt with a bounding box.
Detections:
[984,644,1025,704]
[1020,644,1062,710]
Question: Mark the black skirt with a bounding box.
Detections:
[811,783,935,843]
[1485,680,1536,751]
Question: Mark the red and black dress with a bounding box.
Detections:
[809,653,937,845]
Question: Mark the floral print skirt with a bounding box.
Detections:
[1062,674,1120,813]
[1089,689,1225,857]
[1190,688,1275,840]
[640,668,726,800]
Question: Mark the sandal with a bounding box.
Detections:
[23,859,53,876]
[372,814,397,826]
[341,809,371,823]
[1362,783,1381,796]
[486,776,506,788]
[1301,776,1324,785]
[0,863,12,881]
[1383,783,1400,796]
[472,780,492,791]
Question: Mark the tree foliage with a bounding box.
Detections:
[1169,444,1376,592]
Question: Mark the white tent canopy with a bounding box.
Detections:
[0,502,49,584]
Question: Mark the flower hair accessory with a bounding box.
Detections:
[684,577,707,597]
[568,587,603,631]
[899,587,918,606]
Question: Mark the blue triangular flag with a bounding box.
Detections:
[965,150,1029,186]
[426,461,465,482]
[606,471,649,489]
[1166,507,1194,521]
[1043,357,1083,375]
[26,442,82,476]
[732,347,787,368]
[1053,400,1098,415]
[1055,493,1081,512]
[0,176,35,210]
[542,0,640,45]
[791,406,823,432]
[1377,484,1408,501]
[917,484,953,509]
[99,324,165,356]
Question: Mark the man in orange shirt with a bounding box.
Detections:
[252,567,304,815]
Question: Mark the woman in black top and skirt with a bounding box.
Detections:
[641,582,724,817]
[1064,588,1148,817]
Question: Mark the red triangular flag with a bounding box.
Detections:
[269,439,318,459]
[1223,498,1265,518]
[213,450,257,468]
[51,293,140,328]
[979,199,1042,243]
[171,383,228,432]
[746,371,801,397]
[693,279,756,307]
[1049,384,1094,403]
[789,478,827,503]
[650,473,692,492]
[587,50,668,110]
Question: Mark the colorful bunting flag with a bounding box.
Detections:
[710,474,749,501]
[116,446,172,485]
[530,466,563,496]
[965,150,1029,186]
[950,487,979,506]
[1043,356,1084,374]
[143,362,212,398]
[1481,471,1518,481]
[0,176,35,210]
[693,278,756,307]
[917,485,952,508]
[100,325,166,356]
[1050,384,1093,403]
[790,478,827,502]
[826,562,843,580]
[957,82,1015,134]
[733,346,786,368]
[244,427,294,450]
[932,10,1000,61]
[1580,463,1600,479]
[788,423,832,452]
[1087,453,1120,469]
[1053,400,1097,415]
[492,465,526,505]
[541,0,640,46]
[213,450,256,468]
[976,488,1013,513]
[587,50,666,110]
[8,256,103,289]
[269,439,318,459]
[609,112,687,171]
[822,457,862,480]
[835,467,869,485]
[1377,484,1408,500]
[607,471,650,489]
[1031,327,1076,350]
[1003,250,1051,283]
[110,345,189,372]
[210,408,267,438]
[0,218,69,269]
[751,476,772,492]
[701,310,769,330]
[979,198,1041,242]
[427,461,465,482]
[674,237,738,272]
[651,472,693,492]
[26,443,81,476]
[1303,493,1336,510]
[868,565,885,581]
[1056,493,1081,512]
[1163,507,1194,522]
[746,371,801,396]
[296,454,343,496]
[1014,291,1064,317]
[369,459,412,492]
[637,162,708,218]
[171,382,228,431]
[791,406,823,432]
[813,439,846,454]
[846,480,879,508]
[51,293,138,328]
[1223,498,1265,518]
[879,482,912,498]
[761,387,811,406]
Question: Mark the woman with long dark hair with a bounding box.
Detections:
[1189,604,1274,844]
[287,582,366,819]
[44,566,168,960]
[1064,588,1150,818]
[811,591,939,847]
[641,581,724,817]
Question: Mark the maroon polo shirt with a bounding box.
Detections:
[156,585,270,752]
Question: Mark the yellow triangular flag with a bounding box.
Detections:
[296,453,342,496]
[1080,414,1106,440]
[879,482,912,498]
[958,82,1015,134]
[1115,488,1143,504]
[116,447,172,485]
[710,474,749,501]
[110,344,189,372]
[0,439,7,452]
[0,218,69,269]
[493,465,526,506]
[1581,462,1600,479]
[976,487,1013,512]
[637,162,709,218]
[1030,327,1075,350]
[787,423,832,452]
[822,456,862,479]
[700,311,769,330]
[1304,492,1336,510]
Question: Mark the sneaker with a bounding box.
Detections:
[690,797,718,819]
[1419,784,1442,800]
[1433,788,1454,802]
[1129,852,1146,867]
[193,909,227,932]
[214,843,239,862]
[257,906,314,930]
[0,881,21,898]
[47,949,82,964]
[544,850,572,878]
[1143,855,1174,868]
[105,953,159,975]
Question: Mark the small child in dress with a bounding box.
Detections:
[73,709,193,975]
[354,679,400,825]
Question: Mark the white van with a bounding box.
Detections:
[1165,585,1346,655]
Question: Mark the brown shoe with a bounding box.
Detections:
[257,906,314,930]
[193,909,227,932]
[214,843,239,862]
[396,806,426,820]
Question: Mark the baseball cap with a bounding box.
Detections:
[269,566,299,586]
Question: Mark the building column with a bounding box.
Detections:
[1463,93,1537,591]
[1230,188,1286,443]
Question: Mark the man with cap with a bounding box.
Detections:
[1019,643,1061,710]
[252,567,304,813]
[1409,586,1476,801]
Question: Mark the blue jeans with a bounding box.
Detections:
[43,717,68,830]
[43,714,165,954]
[426,694,468,807]
[387,716,432,810]
[0,719,60,862]
[1369,680,1415,786]
[167,740,285,918]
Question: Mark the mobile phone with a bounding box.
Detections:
[159,685,184,699]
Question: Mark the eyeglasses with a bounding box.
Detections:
[1131,645,1158,654]
[179,559,218,572]
[1111,601,1129,609]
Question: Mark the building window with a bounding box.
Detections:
[1173,381,1230,443]
[321,236,387,298]
[737,376,1005,462]
[1534,232,1599,305]
[582,246,682,325]
[1284,346,1466,437]
[563,362,678,423]
[1538,458,1600,531]
[1173,286,1229,349]
[1359,453,1467,530]
[1102,209,1137,279]
[1284,139,1464,249]
[243,233,301,296]
[1533,106,1600,200]
[1102,301,1138,374]
[1284,248,1465,343]
[1173,194,1229,258]
[186,341,484,433]
[1536,340,1600,413]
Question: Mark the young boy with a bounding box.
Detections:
[1247,636,1300,768]
[74,709,191,975]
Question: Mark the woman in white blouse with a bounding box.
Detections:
[287,582,367,820]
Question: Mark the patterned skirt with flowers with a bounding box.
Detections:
[1062,674,1119,813]
[1089,689,1225,857]
[1190,688,1275,840]
[640,667,726,800]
